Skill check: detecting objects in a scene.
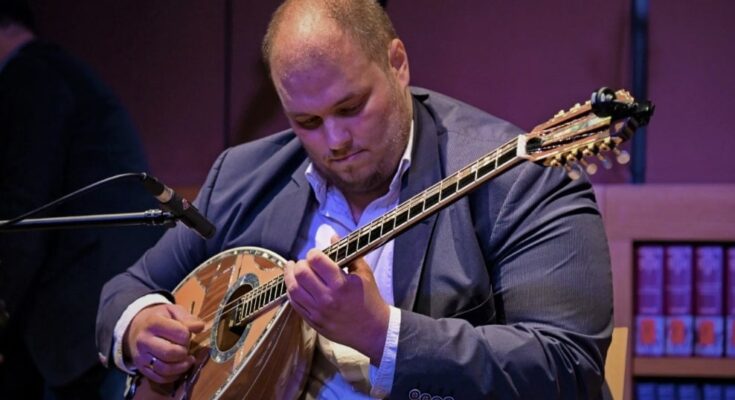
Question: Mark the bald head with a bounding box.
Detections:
[262,0,397,75]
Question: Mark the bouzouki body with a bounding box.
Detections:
[127,88,653,399]
[129,247,316,400]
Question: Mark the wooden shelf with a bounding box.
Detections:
[593,184,735,399]
[634,357,735,379]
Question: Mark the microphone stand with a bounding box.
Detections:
[0,209,177,232]
[0,173,214,237]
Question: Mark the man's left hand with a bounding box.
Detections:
[284,247,390,365]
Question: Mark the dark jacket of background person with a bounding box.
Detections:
[0,40,164,397]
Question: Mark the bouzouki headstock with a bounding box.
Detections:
[519,87,655,179]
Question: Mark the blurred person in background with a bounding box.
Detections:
[0,0,163,398]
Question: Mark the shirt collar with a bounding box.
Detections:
[305,119,415,207]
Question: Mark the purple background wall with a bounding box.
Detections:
[31,1,735,187]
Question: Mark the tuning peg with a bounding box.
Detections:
[596,154,613,170]
[548,154,565,168]
[579,159,598,175]
[564,164,582,180]
[613,148,630,164]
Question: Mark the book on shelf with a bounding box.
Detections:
[726,384,735,400]
[703,383,723,400]
[634,382,735,400]
[636,245,665,356]
[677,383,698,400]
[656,382,676,400]
[727,246,735,358]
[665,245,694,356]
[636,382,656,400]
[695,246,725,357]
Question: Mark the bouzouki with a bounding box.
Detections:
[127,88,654,399]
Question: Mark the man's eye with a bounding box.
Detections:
[338,102,363,116]
[297,117,322,129]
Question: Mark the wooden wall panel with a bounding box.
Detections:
[34,0,226,187]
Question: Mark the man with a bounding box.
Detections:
[0,1,163,398]
[97,0,613,398]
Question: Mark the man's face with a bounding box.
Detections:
[270,33,411,201]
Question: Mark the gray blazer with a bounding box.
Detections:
[97,88,613,399]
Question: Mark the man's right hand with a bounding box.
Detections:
[124,303,205,383]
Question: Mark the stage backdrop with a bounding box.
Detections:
[32,0,735,187]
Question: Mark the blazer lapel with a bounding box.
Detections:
[393,96,443,311]
[260,158,314,259]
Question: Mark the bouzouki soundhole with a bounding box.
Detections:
[210,273,258,363]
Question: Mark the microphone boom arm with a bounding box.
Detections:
[0,172,216,238]
[0,209,177,232]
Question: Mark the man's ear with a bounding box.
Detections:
[388,38,410,87]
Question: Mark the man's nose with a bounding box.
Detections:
[324,118,351,151]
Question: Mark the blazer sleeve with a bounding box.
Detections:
[391,162,613,399]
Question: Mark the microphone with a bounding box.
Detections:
[140,173,216,239]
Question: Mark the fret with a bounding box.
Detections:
[498,147,515,166]
[347,234,358,254]
[364,223,376,244]
[270,282,279,304]
[425,188,440,209]
[477,154,496,176]
[365,222,377,241]
[336,242,347,261]
[236,299,245,323]
[357,230,369,249]
[457,166,476,190]
[409,198,424,219]
[325,248,337,262]
[381,215,394,233]
[245,297,252,319]
[440,179,457,199]
[394,207,409,226]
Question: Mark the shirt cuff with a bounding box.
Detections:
[369,305,401,398]
[112,293,171,374]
